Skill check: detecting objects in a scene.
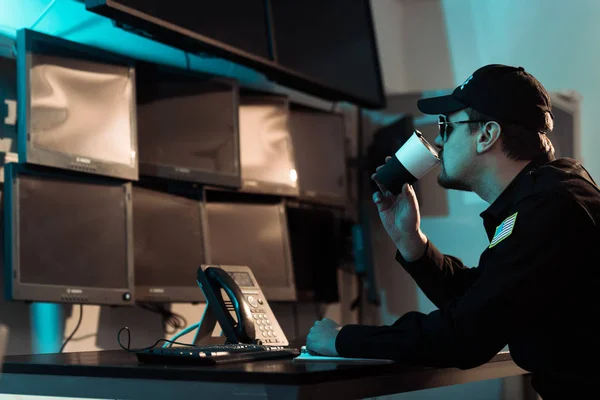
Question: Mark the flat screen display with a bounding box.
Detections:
[110,0,271,59]
[289,108,347,203]
[238,97,298,194]
[136,66,239,185]
[205,201,295,301]
[286,205,340,303]
[132,185,205,291]
[28,53,134,165]
[17,174,130,289]
[271,0,384,108]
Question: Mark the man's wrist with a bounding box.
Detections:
[395,231,428,262]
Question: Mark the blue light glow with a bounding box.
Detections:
[31,303,62,353]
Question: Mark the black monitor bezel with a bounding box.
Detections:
[17,28,139,181]
[135,62,241,189]
[132,181,208,303]
[203,198,297,302]
[238,93,300,197]
[85,0,386,109]
[3,162,135,305]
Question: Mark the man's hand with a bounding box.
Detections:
[306,318,342,356]
[372,157,427,261]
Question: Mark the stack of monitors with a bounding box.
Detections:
[3,163,135,305]
[16,28,138,180]
[204,195,296,301]
[237,94,299,196]
[132,181,207,302]
[288,104,347,206]
[135,62,241,188]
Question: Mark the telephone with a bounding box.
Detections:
[196,265,289,346]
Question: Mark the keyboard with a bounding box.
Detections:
[135,343,300,366]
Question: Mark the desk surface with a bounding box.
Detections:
[2,349,519,387]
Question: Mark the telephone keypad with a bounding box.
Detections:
[250,308,278,343]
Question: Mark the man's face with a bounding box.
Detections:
[434,110,479,191]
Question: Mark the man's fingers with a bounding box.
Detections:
[371,173,388,194]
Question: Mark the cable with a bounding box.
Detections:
[117,327,198,352]
[191,318,202,344]
[60,304,83,353]
[162,322,200,348]
[137,303,188,334]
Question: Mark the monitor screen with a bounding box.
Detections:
[204,201,296,301]
[3,164,134,305]
[136,64,240,187]
[289,108,347,205]
[107,0,271,60]
[238,95,298,196]
[271,0,385,108]
[286,205,340,303]
[18,29,137,180]
[132,185,206,302]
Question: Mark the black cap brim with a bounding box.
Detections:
[417,94,468,115]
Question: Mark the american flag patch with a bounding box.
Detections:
[489,212,518,248]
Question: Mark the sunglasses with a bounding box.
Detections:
[438,115,486,142]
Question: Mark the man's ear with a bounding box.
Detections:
[476,121,502,154]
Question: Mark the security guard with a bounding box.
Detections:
[306,64,600,399]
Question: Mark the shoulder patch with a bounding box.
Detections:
[489,212,518,248]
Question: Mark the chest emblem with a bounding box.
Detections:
[489,212,518,248]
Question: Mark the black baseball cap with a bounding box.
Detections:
[417,64,553,133]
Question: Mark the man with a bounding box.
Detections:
[306,64,600,399]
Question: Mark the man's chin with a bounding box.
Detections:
[437,174,471,192]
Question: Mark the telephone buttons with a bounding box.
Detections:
[257,298,264,305]
[246,295,258,308]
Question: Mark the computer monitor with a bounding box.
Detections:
[285,204,341,303]
[3,163,134,305]
[238,94,299,196]
[87,0,272,62]
[135,62,240,188]
[288,105,347,206]
[132,183,207,302]
[16,29,138,180]
[270,0,385,109]
[204,199,296,301]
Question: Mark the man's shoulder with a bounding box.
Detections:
[528,157,599,196]
[516,158,600,222]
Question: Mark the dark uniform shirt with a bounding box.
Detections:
[335,155,600,399]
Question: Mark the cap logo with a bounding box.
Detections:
[460,75,473,90]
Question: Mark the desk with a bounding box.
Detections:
[0,350,527,399]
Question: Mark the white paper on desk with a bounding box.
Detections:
[293,347,394,364]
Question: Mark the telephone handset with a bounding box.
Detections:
[197,265,289,346]
[203,267,255,343]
